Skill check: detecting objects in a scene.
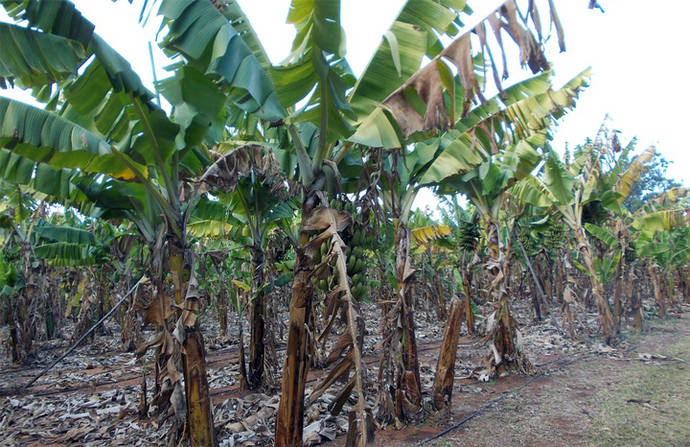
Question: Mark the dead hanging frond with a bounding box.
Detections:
[652,187,689,207]
[199,143,295,199]
[411,224,452,250]
[304,196,374,447]
[634,207,690,233]
[614,147,656,202]
[382,0,562,137]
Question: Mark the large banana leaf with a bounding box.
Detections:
[349,0,467,119]
[584,222,617,250]
[157,0,285,122]
[0,0,94,45]
[0,23,87,90]
[0,149,97,210]
[157,65,228,149]
[541,150,576,206]
[1,0,152,102]
[0,0,188,175]
[508,174,552,208]
[269,0,356,146]
[633,208,690,235]
[411,224,452,246]
[434,132,544,199]
[0,96,147,180]
[33,241,102,266]
[32,221,108,266]
[34,224,96,245]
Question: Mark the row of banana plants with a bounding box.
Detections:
[0,1,687,447]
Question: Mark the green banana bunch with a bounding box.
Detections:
[543,217,567,253]
[313,198,371,300]
[342,201,368,300]
[458,218,480,253]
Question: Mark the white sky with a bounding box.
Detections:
[1,0,688,194]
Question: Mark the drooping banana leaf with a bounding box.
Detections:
[584,222,618,250]
[33,224,96,245]
[419,69,589,187]
[350,0,565,147]
[0,23,87,91]
[157,0,286,122]
[614,147,655,203]
[349,0,468,120]
[0,0,189,176]
[0,96,147,181]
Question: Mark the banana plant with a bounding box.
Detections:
[438,195,482,333]
[364,67,589,420]
[0,180,47,362]
[518,149,619,344]
[197,144,298,390]
[0,0,291,443]
[516,124,660,344]
[632,193,690,317]
[415,69,590,376]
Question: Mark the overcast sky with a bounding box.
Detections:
[2,0,688,191]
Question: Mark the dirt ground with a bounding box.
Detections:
[1,303,688,446]
[380,309,690,447]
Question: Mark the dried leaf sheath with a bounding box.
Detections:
[304,201,374,447]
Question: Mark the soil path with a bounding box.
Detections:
[365,310,690,447]
[2,308,688,446]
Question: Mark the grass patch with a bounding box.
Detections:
[589,334,690,447]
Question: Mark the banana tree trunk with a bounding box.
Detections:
[374,251,396,424]
[393,221,422,422]
[431,296,464,411]
[612,226,627,335]
[183,329,215,447]
[485,220,531,376]
[218,286,228,338]
[554,251,565,307]
[517,237,545,321]
[276,193,317,447]
[168,240,216,447]
[679,266,690,303]
[209,257,229,339]
[461,267,475,334]
[647,262,665,319]
[632,282,643,331]
[45,274,58,340]
[612,259,624,335]
[573,228,615,345]
[429,251,446,319]
[247,245,265,391]
[10,243,38,363]
[664,270,677,309]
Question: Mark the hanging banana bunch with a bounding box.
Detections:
[315,199,370,300]
[543,215,567,255]
[458,216,481,253]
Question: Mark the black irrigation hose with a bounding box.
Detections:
[22,276,145,390]
[417,352,593,446]
[417,341,648,446]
